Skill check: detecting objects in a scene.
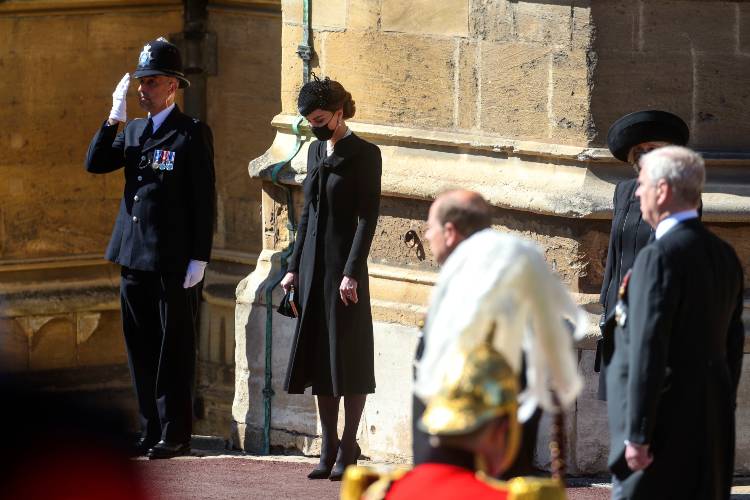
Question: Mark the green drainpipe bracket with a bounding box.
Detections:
[261,115,306,455]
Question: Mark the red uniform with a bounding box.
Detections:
[386,463,508,499]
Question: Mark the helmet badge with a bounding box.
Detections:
[138,44,153,68]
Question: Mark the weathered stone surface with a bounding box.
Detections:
[280,25,323,115]
[740,3,750,54]
[589,50,692,146]
[0,318,28,372]
[641,1,738,53]
[707,223,750,289]
[323,32,455,129]
[469,0,513,42]
[457,39,479,130]
[590,0,640,52]
[346,0,381,32]
[574,349,609,474]
[382,0,469,37]
[29,316,76,370]
[514,1,574,45]
[549,49,593,145]
[691,54,750,150]
[208,9,281,255]
[77,311,127,367]
[480,42,550,140]
[282,0,346,30]
[733,357,750,472]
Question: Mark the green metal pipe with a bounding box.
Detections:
[261,0,312,456]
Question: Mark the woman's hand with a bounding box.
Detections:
[280,272,298,293]
[339,276,358,306]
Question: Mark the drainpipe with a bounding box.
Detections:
[261,0,312,455]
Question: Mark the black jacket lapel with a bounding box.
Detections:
[142,106,182,153]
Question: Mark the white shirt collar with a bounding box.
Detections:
[326,128,352,156]
[148,103,176,133]
[655,209,699,240]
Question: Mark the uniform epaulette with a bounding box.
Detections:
[340,465,410,500]
[506,476,567,500]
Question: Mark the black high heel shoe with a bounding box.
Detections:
[328,442,361,481]
[308,438,340,479]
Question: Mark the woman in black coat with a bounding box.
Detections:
[596,110,689,400]
[280,76,382,480]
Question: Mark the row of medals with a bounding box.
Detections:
[139,149,174,171]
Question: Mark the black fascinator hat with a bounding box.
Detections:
[297,73,331,116]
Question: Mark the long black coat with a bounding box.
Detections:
[596,179,653,399]
[84,106,215,273]
[284,133,382,396]
[605,219,744,499]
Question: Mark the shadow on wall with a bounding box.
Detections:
[590,1,750,151]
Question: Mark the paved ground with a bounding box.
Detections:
[134,453,615,499]
[134,451,750,499]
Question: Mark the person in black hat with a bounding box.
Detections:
[84,37,215,459]
[279,75,382,481]
[595,110,689,401]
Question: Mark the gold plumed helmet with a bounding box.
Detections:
[419,325,521,473]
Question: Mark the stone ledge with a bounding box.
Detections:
[249,114,750,221]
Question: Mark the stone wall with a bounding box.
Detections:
[0,0,282,440]
[236,0,750,475]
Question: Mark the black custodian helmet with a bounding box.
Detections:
[606,110,689,163]
[133,37,190,89]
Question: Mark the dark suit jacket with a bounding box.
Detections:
[606,218,744,499]
[85,106,215,273]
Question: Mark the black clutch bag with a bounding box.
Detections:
[278,285,300,318]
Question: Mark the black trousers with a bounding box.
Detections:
[120,267,198,444]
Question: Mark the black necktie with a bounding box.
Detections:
[140,118,154,144]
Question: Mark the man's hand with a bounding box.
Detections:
[183,260,208,288]
[339,276,358,306]
[109,73,130,124]
[280,272,298,293]
[625,441,653,471]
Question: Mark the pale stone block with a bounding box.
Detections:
[29,316,77,370]
[692,54,750,150]
[549,49,592,146]
[732,356,750,473]
[589,50,692,147]
[324,32,455,129]
[280,25,324,116]
[284,0,347,30]
[346,0,381,31]
[77,311,127,366]
[0,319,29,372]
[590,0,640,52]
[514,1,572,45]
[480,42,551,140]
[457,39,479,130]
[469,0,513,42]
[76,313,101,345]
[574,349,610,474]
[382,0,469,37]
[641,1,737,54]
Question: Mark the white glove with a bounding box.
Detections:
[183,260,208,288]
[109,73,130,123]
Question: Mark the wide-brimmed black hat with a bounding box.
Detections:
[297,73,331,116]
[606,110,689,162]
[133,37,190,89]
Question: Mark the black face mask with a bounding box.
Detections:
[311,113,337,141]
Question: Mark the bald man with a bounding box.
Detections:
[413,190,584,478]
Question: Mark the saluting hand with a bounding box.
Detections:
[339,276,358,306]
[108,73,130,125]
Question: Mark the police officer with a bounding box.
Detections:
[85,37,215,459]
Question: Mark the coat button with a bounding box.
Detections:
[134,195,140,202]
[137,175,143,181]
[132,216,139,223]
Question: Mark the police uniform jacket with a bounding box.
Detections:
[84,106,215,273]
[605,218,744,499]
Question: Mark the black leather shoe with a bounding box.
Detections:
[308,439,340,479]
[329,443,360,481]
[147,440,191,460]
[130,437,159,457]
